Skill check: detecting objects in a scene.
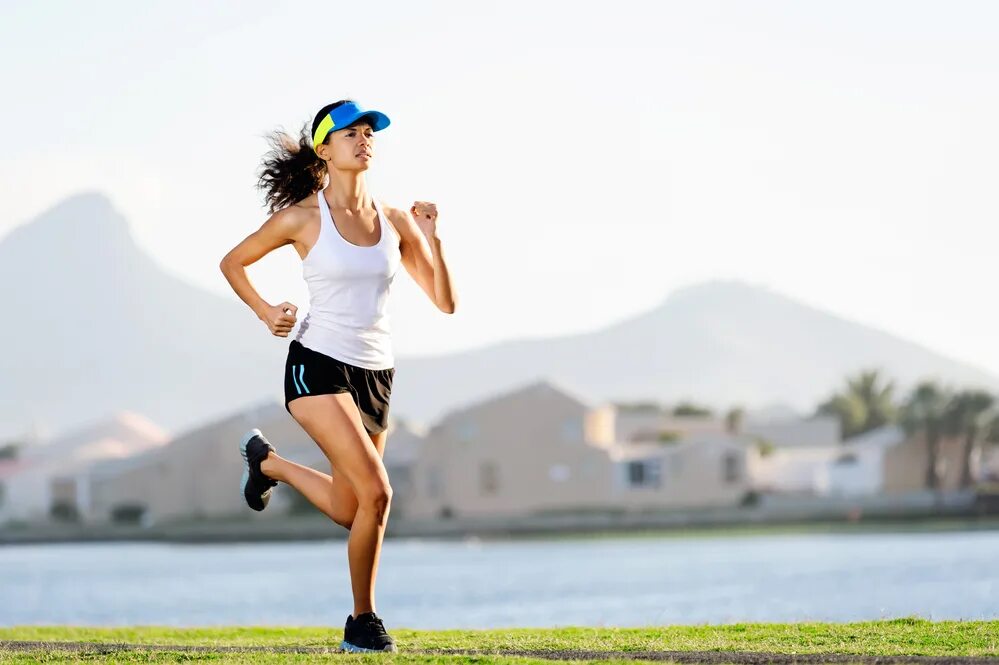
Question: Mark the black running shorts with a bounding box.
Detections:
[284,339,396,435]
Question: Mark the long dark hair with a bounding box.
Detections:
[256,100,352,214]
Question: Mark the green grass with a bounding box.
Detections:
[1,618,997,663]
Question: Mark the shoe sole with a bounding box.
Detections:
[340,640,397,653]
[239,428,271,511]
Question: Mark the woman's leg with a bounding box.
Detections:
[260,454,354,527]
[286,393,392,618]
[260,427,389,529]
[322,428,389,528]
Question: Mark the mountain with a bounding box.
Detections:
[3,191,997,439]
[0,192,286,440]
[390,281,999,425]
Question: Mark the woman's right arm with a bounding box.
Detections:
[219,206,304,338]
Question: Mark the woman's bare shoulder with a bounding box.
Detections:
[272,195,318,223]
[289,192,322,215]
[256,200,316,243]
[376,201,414,238]
[378,201,413,225]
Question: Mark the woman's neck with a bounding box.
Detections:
[324,170,370,211]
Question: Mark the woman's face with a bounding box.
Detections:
[322,120,375,172]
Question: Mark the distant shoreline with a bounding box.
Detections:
[2,508,998,546]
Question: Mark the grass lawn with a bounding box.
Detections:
[0,617,996,663]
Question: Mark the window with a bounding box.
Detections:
[561,418,583,442]
[457,421,478,444]
[110,503,147,525]
[479,461,499,495]
[627,459,661,488]
[549,464,571,482]
[427,467,443,498]
[723,453,741,483]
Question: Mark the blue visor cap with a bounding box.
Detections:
[312,102,391,151]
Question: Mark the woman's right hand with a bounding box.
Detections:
[219,206,310,338]
[259,302,298,337]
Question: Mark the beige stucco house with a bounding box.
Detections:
[404,380,751,520]
[0,412,167,525]
[882,431,977,493]
[615,410,730,443]
[608,435,750,510]
[87,400,319,524]
[86,400,424,525]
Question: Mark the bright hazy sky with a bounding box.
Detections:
[3,1,997,375]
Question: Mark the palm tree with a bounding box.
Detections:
[944,390,996,489]
[817,369,898,439]
[986,413,999,445]
[816,392,866,439]
[985,413,999,483]
[849,370,898,432]
[899,381,952,493]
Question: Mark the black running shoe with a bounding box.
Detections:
[239,428,277,511]
[341,611,398,653]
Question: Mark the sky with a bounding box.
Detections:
[2,0,997,375]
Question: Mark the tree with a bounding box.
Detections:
[725,406,746,435]
[613,401,663,413]
[816,392,866,439]
[900,381,953,493]
[817,369,898,439]
[672,401,713,417]
[944,390,996,489]
[985,413,999,445]
[656,430,682,444]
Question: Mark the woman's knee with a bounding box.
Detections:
[356,479,393,509]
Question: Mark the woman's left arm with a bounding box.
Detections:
[388,200,457,314]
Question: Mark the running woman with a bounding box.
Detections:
[219,99,457,652]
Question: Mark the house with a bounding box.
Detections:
[608,434,750,509]
[881,430,974,493]
[615,410,729,443]
[742,415,844,495]
[742,414,841,448]
[819,424,905,496]
[406,379,750,521]
[747,421,973,498]
[981,443,999,483]
[0,412,167,524]
[407,380,616,520]
[381,419,426,518]
[86,401,424,525]
[86,400,317,524]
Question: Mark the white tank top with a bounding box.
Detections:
[294,189,402,370]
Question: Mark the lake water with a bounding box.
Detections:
[2,529,997,628]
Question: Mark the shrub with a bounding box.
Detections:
[110,504,147,525]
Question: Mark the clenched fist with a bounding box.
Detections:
[260,301,298,337]
[411,201,438,239]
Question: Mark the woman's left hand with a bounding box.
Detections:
[411,201,438,239]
